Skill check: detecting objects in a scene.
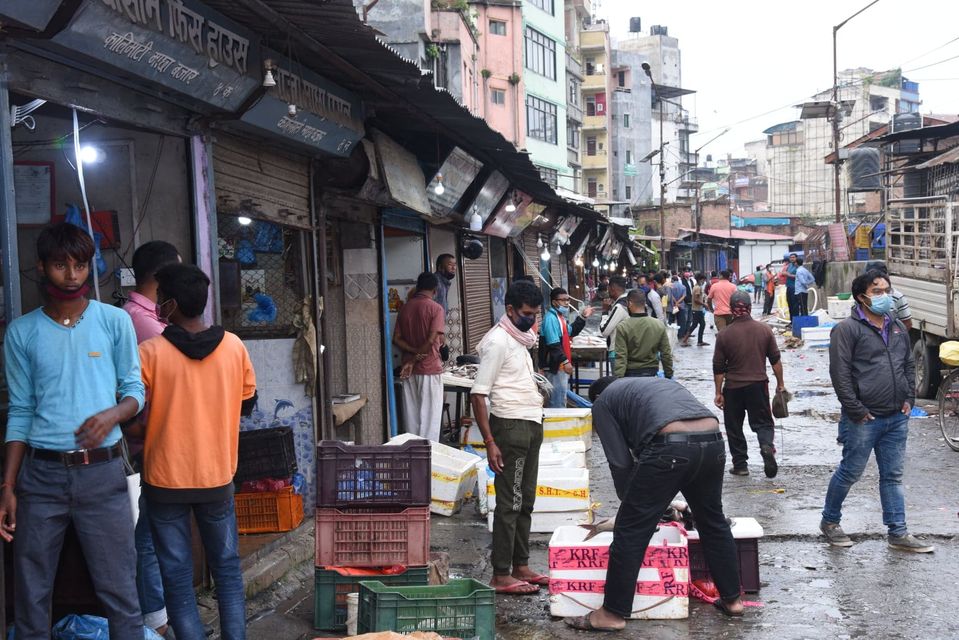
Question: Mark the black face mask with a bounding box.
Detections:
[511,313,536,332]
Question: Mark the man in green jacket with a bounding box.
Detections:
[613,290,673,379]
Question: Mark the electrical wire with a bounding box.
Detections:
[72,108,101,302]
[904,53,959,74]
[121,135,165,258]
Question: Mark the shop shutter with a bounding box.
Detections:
[213,133,311,229]
[523,232,542,285]
[463,237,492,353]
[550,251,563,290]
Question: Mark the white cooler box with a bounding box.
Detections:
[388,434,483,516]
[481,467,593,532]
[542,408,593,450]
[548,524,689,620]
[540,441,587,468]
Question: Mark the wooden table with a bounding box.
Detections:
[442,374,473,443]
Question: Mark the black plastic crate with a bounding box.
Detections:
[235,427,297,484]
[316,439,430,507]
[689,537,760,593]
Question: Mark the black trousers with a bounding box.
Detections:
[762,291,774,316]
[722,382,775,468]
[785,287,799,319]
[797,292,809,317]
[685,310,706,343]
[603,438,741,617]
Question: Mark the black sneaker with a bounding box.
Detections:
[729,467,749,476]
[760,444,778,478]
[697,342,710,347]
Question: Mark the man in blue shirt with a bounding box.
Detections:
[794,258,816,316]
[0,223,146,640]
[539,287,593,407]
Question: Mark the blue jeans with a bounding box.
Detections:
[147,498,246,640]
[822,413,909,536]
[545,369,569,408]
[14,456,142,640]
[135,494,168,629]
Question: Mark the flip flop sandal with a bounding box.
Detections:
[493,581,540,595]
[713,599,745,617]
[520,573,550,586]
[564,613,623,632]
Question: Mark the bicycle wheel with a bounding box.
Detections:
[938,369,959,451]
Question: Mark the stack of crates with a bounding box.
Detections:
[233,427,304,534]
[313,439,432,631]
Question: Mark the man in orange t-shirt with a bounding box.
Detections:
[707,270,739,332]
[138,263,256,640]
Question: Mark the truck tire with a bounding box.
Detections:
[914,340,941,400]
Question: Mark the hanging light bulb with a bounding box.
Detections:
[606,262,614,271]
[575,257,584,267]
[237,216,252,226]
[591,257,600,268]
[262,59,277,88]
[540,245,551,261]
[555,243,562,255]
[434,173,445,196]
[469,207,483,232]
[505,192,517,213]
[536,235,543,249]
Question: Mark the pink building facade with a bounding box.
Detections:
[471,1,525,147]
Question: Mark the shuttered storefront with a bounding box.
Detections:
[463,237,492,353]
[522,232,542,285]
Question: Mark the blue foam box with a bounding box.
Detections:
[792,315,819,338]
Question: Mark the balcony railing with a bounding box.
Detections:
[582,114,607,130]
[582,73,606,91]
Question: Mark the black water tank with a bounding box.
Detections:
[629,17,641,33]
[848,148,881,192]
[650,25,668,36]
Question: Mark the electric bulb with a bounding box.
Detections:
[505,200,516,213]
[536,236,543,249]
[592,258,599,267]
[555,244,562,255]
[79,145,101,164]
[237,216,252,226]
[469,209,483,231]
[434,173,445,196]
[540,248,551,261]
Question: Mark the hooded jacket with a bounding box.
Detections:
[829,308,915,421]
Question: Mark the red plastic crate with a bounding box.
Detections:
[316,439,431,508]
[315,506,430,567]
[235,486,304,534]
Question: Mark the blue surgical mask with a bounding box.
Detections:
[867,293,892,315]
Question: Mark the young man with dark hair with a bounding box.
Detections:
[471,280,548,595]
[599,275,630,348]
[138,263,256,639]
[433,253,456,317]
[124,240,180,637]
[613,290,672,379]
[566,376,743,631]
[1,223,146,640]
[394,272,446,441]
[706,270,737,332]
[821,271,930,553]
[682,272,709,347]
[539,287,593,408]
[713,291,785,478]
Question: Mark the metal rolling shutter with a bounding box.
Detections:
[212,133,311,229]
[523,232,542,285]
[463,237,492,353]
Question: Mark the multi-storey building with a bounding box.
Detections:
[563,0,590,196]
[765,67,921,219]
[473,0,526,146]
[579,19,612,201]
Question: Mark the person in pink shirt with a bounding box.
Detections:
[122,240,180,638]
[706,270,739,333]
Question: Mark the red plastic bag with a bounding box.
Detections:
[692,578,719,599]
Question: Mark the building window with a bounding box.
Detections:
[587,177,598,197]
[586,95,596,117]
[625,150,632,164]
[491,88,506,105]
[624,113,630,128]
[528,0,554,16]
[568,79,580,106]
[537,166,559,187]
[524,27,556,80]
[625,184,632,199]
[567,121,580,149]
[526,95,558,144]
[618,70,626,87]
[586,136,597,156]
[489,19,507,36]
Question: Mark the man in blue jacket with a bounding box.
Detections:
[539,287,593,407]
[821,270,931,553]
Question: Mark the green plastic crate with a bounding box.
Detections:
[313,566,429,630]
[357,578,495,640]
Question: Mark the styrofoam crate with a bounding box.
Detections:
[540,441,587,468]
[827,298,852,319]
[542,408,592,450]
[388,434,482,517]
[487,467,590,514]
[486,509,594,533]
[547,524,689,620]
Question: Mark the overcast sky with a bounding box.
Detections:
[601,0,959,159]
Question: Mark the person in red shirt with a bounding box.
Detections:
[706,270,738,332]
[394,272,447,442]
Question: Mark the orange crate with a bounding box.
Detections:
[235,486,304,534]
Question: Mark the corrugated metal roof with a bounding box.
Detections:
[915,145,959,170]
[201,0,598,217]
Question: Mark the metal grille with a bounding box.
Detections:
[217,214,308,338]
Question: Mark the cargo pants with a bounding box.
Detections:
[490,416,543,575]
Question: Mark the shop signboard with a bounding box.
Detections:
[2,1,64,31]
[427,147,483,215]
[50,0,260,111]
[238,49,365,157]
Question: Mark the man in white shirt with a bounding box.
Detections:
[470,281,549,595]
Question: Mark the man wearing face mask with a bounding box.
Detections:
[539,288,594,408]
[471,281,550,595]
[821,270,931,553]
[433,254,456,317]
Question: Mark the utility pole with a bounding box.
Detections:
[642,62,667,269]
[832,0,880,223]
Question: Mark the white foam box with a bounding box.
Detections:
[487,467,590,513]
[827,297,852,319]
[686,517,763,593]
[542,408,593,450]
[801,325,832,348]
[387,434,482,517]
[540,441,587,468]
[547,525,689,619]
[486,509,594,533]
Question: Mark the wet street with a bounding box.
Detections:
[244,316,959,640]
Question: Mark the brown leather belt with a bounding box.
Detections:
[29,443,124,467]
